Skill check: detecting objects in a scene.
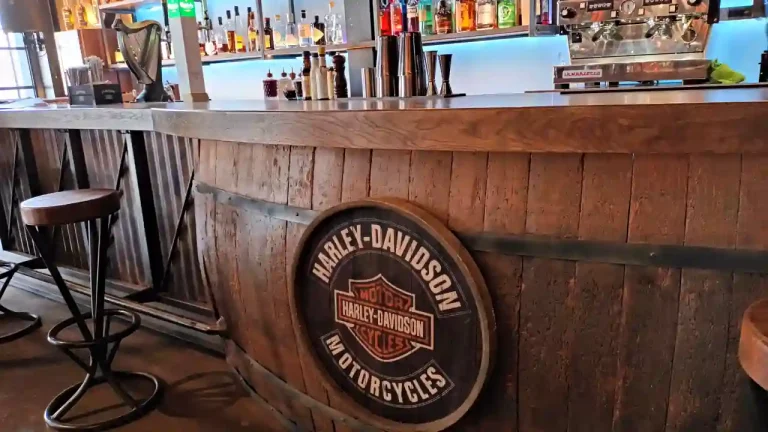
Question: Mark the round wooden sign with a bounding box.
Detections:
[290,198,495,431]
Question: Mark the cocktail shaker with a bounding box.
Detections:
[361,67,376,98]
[376,35,398,97]
[425,51,438,96]
[439,53,453,97]
[411,32,427,96]
[398,32,415,97]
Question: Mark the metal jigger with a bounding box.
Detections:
[438,54,453,97]
[425,51,438,96]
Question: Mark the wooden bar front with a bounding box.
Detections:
[2,92,768,431]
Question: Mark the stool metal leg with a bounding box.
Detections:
[26,219,162,431]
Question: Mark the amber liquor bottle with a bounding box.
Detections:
[455,0,477,32]
[434,0,453,34]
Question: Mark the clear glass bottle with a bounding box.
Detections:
[248,8,259,52]
[406,0,419,32]
[61,0,75,31]
[418,0,434,35]
[379,0,392,36]
[477,0,497,29]
[279,69,293,99]
[313,15,326,45]
[456,0,477,32]
[299,10,313,46]
[217,16,230,53]
[434,0,453,34]
[264,17,275,50]
[274,14,285,48]
[234,6,246,52]
[225,10,237,53]
[497,0,516,28]
[285,13,299,47]
[390,0,405,35]
[324,1,344,44]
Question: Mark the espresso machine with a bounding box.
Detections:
[554,0,720,88]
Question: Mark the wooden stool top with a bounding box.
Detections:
[20,189,121,227]
[740,298,768,390]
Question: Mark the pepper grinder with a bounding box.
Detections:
[438,54,453,97]
[333,53,348,98]
[425,51,438,96]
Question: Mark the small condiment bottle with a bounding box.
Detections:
[278,68,294,99]
[291,68,304,99]
[263,69,278,99]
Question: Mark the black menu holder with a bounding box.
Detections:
[68,83,123,106]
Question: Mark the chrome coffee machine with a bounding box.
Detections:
[554,0,720,87]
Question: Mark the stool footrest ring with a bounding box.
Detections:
[47,309,141,349]
[0,308,42,344]
[44,371,163,431]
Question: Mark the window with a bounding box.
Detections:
[0,24,35,101]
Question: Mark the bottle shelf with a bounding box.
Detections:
[422,25,530,45]
[262,41,376,58]
[99,0,162,13]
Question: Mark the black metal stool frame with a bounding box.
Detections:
[27,217,162,431]
[0,257,43,343]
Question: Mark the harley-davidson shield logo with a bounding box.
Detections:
[335,275,434,362]
[291,199,495,431]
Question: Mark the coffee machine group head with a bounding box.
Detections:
[557,0,719,60]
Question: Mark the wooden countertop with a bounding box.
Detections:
[3,89,768,153]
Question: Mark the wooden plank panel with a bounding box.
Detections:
[194,139,221,316]
[286,146,336,432]
[369,149,410,199]
[448,153,488,232]
[311,146,355,432]
[341,149,370,202]
[457,152,528,431]
[568,154,632,432]
[408,151,452,223]
[519,153,583,432]
[614,155,688,432]
[718,155,768,432]
[665,155,739,432]
[445,151,488,430]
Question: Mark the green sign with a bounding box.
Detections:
[167,0,196,18]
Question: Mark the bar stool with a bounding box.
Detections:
[0,258,42,343]
[21,189,162,431]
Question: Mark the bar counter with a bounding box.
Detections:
[2,90,768,431]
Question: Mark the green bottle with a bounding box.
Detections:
[418,0,434,35]
[497,0,516,28]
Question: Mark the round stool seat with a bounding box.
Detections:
[20,189,120,227]
[739,298,768,390]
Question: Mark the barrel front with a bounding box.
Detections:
[195,140,768,432]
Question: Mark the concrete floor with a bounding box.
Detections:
[0,287,289,432]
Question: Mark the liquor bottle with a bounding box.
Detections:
[310,53,321,100]
[248,8,259,52]
[299,10,313,46]
[313,15,326,45]
[61,0,75,31]
[406,0,419,33]
[164,25,174,59]
[539,0,550,25]
[434,0,453,34]
[217,17,230,53]
[302,51,313,100]
[198,21,206,56]
[316,47,330,100]
[455,0,477,32]
[390,0,405,35]
[274,15,285,48]
[234,6,246,52]
[285,13,299,47]
[87,0,101,27]
[418,0,434,35]
[325,1,344,44]
[225,10,237,53]
[497,0,516,28]
[264,17,275,50]
[75,2,88,28]
[379,0,392,36]
[477,0,497,29]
